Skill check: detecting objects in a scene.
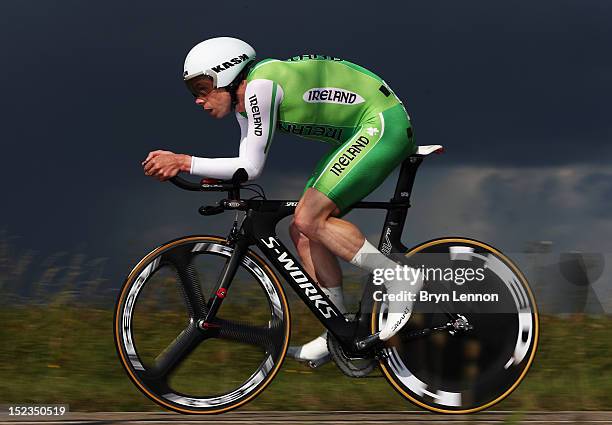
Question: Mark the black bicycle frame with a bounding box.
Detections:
[202,155,427,349]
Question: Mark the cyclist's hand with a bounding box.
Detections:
[142,151,191,181]
[142,150,173,164]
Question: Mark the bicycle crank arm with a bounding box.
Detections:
[358,315,474,349]
[354,332,381,351]
[401,324,453,340]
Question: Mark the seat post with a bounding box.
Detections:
[378,155,425,254]
[392,155,423,203]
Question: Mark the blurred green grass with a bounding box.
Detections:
[0,303,611,411]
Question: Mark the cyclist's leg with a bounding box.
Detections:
[295,104,421,341]
[287,225,347,364]
[292,104,415,265]
[290,104,418,363]
[297,103,415,255]
[307,104,415,216]
[289,221,342,290]
[287,151,353,364]
[290,148,346,305]
[293,189,366,263]
[290,148,348,304]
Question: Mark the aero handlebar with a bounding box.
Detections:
[169,168,249,192]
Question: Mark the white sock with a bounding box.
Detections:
[350,238,424,340]
[350,238,398,273]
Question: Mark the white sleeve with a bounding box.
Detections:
[189,79,283,180]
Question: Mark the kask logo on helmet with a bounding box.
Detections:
[211,54,250,73]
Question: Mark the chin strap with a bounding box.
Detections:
[229,87,239,109]
[226,61,255,110]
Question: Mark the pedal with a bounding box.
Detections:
[306,354,331,369]
[448,314,473,336]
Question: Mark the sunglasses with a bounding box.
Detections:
[185,75,215,98]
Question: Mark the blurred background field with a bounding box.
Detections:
[1,306,611,411]
[0,235,611,411]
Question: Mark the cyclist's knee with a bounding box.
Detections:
[289,219,298,240]
[293,212,326,242]
[289,220,307,246]
[294,189,336,242]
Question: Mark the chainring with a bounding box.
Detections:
[327,332,377,378]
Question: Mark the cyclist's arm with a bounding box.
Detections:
[190,79,283,180]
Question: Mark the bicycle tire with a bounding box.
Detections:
[371,237,539,413]
[114,235,290,414]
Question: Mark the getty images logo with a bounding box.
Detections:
[303,88,365,105]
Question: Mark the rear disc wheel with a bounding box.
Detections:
[373,237,539,413]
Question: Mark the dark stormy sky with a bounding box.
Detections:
[1,0,611,289]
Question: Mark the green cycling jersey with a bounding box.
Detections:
[191,54,416,213]
[246,54,406,146]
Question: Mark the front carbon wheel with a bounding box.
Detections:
[114,236,290,414]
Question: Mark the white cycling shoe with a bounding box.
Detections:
[287,332,331,368]
[288,271,423,364]
[378,271,424,341]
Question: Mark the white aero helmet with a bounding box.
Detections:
[183,37,256,89]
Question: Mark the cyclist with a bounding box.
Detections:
[142,37,423,366]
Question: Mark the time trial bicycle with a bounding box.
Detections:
[114,145,539,414]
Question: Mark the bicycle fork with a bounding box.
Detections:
[196,236,250,332]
